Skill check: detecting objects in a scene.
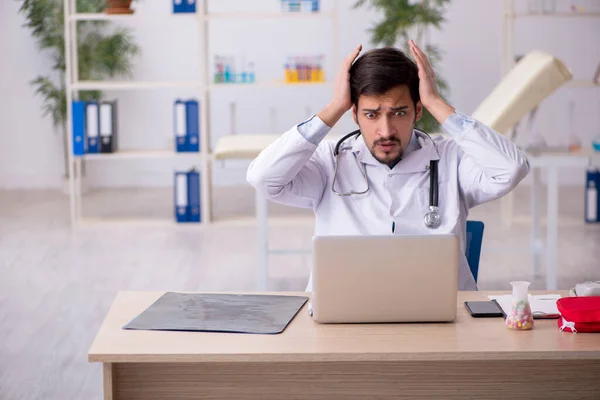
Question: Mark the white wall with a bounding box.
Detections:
[1,0,599,189]
[0,0,66,188]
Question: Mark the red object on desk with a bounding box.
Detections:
[557,296,600,333]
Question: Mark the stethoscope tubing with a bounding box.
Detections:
[333,129,441,228]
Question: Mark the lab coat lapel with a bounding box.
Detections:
[393,132,440,174]
[351,134,381,167]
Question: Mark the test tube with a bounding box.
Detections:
[214,55,221,83]
[224,56,231,83]
[291,57,298,82]
[284,56,293,83]
[231,56,237,83]
[306,56,314,82]
[241,56,247,83]
[303,56,310,81]
[220,56,225,83]
[297,57,305,81]
[248,62,255,83]
[310,55,319,82]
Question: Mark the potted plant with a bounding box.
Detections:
[19,0,140,192]
[105,0,134,14]
[353,0,451,134]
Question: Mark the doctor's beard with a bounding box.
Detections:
[362,115,417,168]
[370,137,403,167]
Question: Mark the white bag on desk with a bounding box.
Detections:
[575,281,600,297]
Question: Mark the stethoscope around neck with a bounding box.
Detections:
[332,128,441,229]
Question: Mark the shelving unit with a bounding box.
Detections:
[63,0,338,228]
[502,0,600,79]
[500,0,600,289]
[71,81,204,91]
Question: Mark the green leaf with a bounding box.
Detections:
[31,75,65,127]
[93,28,140,78]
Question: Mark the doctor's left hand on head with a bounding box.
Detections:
[409,39,455,125]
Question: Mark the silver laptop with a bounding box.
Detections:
[310,234,459,323]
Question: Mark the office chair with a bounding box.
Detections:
[465,220,485,283]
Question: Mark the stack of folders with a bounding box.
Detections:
[174,99,200,153]
[72,100,118,155]
[174,169,201,223]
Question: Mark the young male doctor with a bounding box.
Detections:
[247,41,530,291]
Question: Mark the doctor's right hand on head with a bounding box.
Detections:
[317,44,362,128]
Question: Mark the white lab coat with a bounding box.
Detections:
[246,112,530,291]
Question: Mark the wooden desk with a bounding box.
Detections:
[89,291,600,400]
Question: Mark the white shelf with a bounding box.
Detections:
[70,13,200,21]
[72,81,204,91]
[207,11,333,19]
[83,150,201,161]
[71,11,332,22]
[511,11,600,18]
[72,80,331,91]
[209,80,330,89]
[75,217,204,229]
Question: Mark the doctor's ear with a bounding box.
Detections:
[352,105,358,124]
[415,101,423,121]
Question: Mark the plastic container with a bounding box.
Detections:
[505,281,534,330]
[556,296,600,333]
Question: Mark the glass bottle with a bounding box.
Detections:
[506,281,534,330]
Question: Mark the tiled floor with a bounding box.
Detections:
[0,184,598,399]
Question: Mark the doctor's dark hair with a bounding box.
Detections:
[349,47,420,109]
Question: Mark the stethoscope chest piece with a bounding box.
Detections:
[424,206,441,228]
